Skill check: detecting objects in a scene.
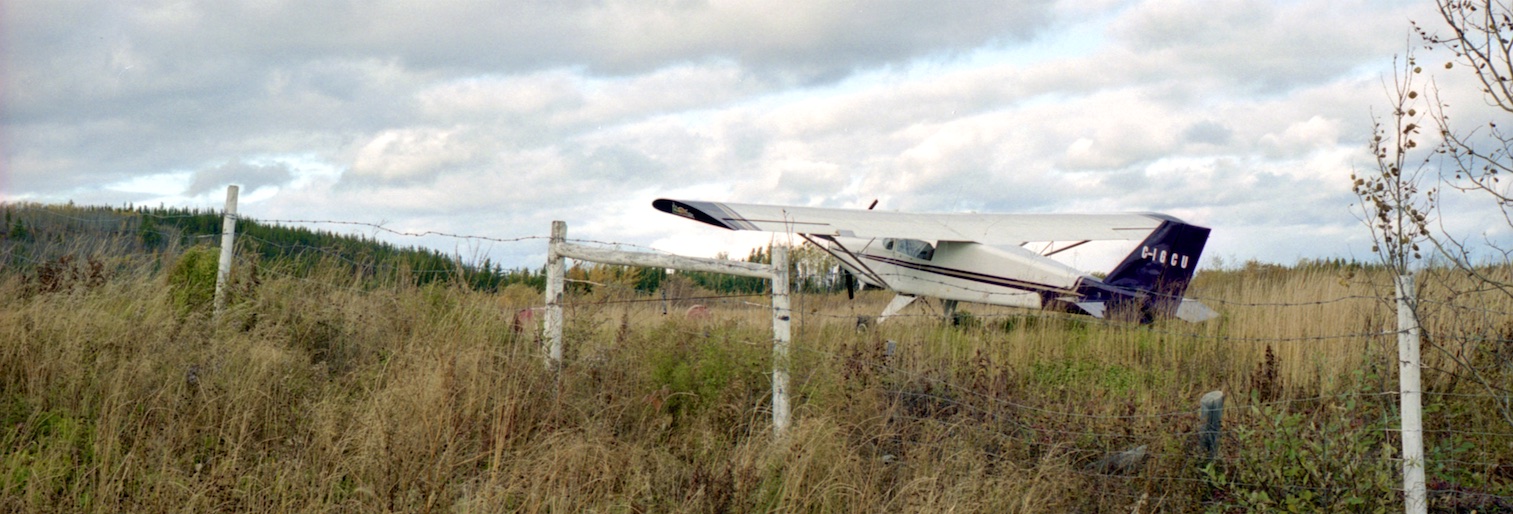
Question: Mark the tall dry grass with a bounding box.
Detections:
[1,255,1509,512]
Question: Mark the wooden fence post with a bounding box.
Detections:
[544,221,566,370]
[771,245,791,438]
[213,185,239,318]
[1198,390,1224,463]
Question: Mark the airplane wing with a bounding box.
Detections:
[653,198,1174,244]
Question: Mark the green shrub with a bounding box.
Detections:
[167,245,219,317]
[647,329,766,425]
[1201,394,1398,512]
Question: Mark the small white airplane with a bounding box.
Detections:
[653,198,1217,323]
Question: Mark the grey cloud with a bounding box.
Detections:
[0,0,1468,270]
[186,160,294,196]
[21,0,1059,81]
[1183,120,1232,146]
[579,145,663,181]
[1109,0,1429,94]
[6,0,1054,195]
[2,53,423,195]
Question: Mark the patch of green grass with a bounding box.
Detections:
[0,409,97,511]
[1029,358,1144,394]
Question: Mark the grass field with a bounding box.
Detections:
[1,253,1510,512]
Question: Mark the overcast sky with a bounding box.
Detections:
[2,0,1506,271]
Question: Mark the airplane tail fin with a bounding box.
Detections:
[1103,219,1211,318]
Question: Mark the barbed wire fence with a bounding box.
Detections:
[3,188,1512,511]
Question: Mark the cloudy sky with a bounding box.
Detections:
[2,0,1506,271]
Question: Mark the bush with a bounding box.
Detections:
[1202,392,1398,511]
[646,327,767,426]
[167,245,219,317]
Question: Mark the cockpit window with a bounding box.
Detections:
[883,238,934,260]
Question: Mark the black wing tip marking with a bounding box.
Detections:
[652,198,753,231]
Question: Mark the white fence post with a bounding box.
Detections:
[213,185,239,317]
[544,221,566,370]
[1396,274,1426,514]
[771,245,791,438]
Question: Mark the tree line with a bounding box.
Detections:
[0,202,846,296]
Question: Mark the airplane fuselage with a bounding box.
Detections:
[813,235,1094,310]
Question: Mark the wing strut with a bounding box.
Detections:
[802,234,890,289]
[1043,240,1091,257]
[878,295,917,322]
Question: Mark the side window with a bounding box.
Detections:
[908,240,935,260]
[884,238,934,260]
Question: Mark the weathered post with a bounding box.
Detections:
[544,221,566,370]
[771,245,791,438]
[1397,274,1426,514]
[1198,390,1224,463]
[213,185,239,317]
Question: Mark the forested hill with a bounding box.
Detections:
[0,202,819,295]
[0,202,545,291]
[0,202,869,296]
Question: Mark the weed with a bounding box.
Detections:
[1249,345,1281,403]
[26,255,108,295]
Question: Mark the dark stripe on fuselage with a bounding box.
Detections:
[860,254,1081,297]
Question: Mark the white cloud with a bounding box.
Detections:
[2,0,1507,270]
[1259,115,1344,160]
[347,128,478,185]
